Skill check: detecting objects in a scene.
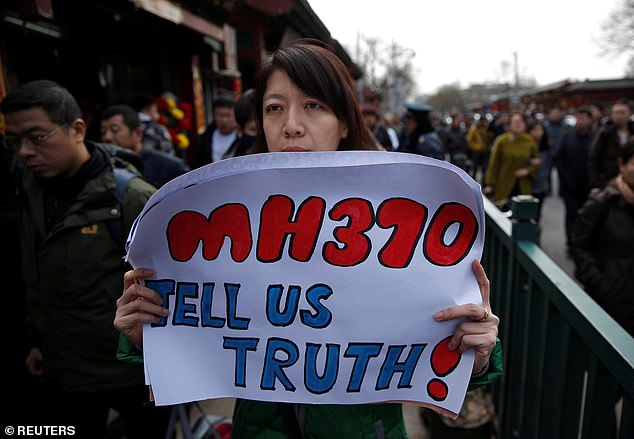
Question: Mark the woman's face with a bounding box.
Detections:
[263,70,348,152]
[529,124,544,140]
[508,114,526,135]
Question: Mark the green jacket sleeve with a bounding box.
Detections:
[468,338,503,390]
[116,334,144,365]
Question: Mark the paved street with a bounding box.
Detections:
[537,172,576,279]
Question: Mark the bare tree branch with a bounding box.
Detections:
[599,0,634,57]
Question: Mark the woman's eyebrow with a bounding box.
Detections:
[263,93,285,101]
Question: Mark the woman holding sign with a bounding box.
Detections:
[115,40,502,438]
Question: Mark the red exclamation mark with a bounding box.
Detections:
[427,336,462,401]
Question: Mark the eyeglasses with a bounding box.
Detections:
[3,124,67,152]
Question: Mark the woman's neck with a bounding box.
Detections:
[508,132,521,141]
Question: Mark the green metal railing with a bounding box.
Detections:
[483,196,634,439]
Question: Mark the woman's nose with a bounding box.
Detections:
[283,108,304,137]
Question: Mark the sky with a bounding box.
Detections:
[308,0,630,95]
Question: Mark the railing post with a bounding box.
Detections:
[510,195,539,243]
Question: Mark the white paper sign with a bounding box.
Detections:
[125,151,485,416]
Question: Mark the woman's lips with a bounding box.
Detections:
[282,146,308,152]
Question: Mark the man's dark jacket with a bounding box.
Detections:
[193,123,216,168]
[17,142,155,391]
[140,148,189,188]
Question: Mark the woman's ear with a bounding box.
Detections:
[341,125,348,139]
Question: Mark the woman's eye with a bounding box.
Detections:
[265,104,282,113]
[305,102,321,110]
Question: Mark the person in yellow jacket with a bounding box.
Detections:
[484,112,539,204]
[466,115,493,182]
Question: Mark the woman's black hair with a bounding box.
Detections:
[526,119,551,152]
[234,89,255,129]
[254,39,372,152]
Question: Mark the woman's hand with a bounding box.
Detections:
[514,167,530,178]
[433,260,499,375]
[114,268,169,347]
[529,157,542,167]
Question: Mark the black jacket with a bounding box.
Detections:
[570,184,634,336]
[555,128,594,194]
[193,123,239,168]
[193,123,215,168]
[588,121,634,188]
[140,148,189,188]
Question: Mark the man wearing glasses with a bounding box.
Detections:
[1,80,168,437]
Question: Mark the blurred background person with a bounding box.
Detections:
[466,114,493,183]
[484,112,539,206]
[543,106,568,196]
[398,103,445,160]
[443,113,469,165]
[570,139,634,337]
[223,89,258,159]
[362,104,393,150]
[193,96,238,167]
[589,98,634,189]
[100,104,189,188]
[488,111,509,142]
[131,93,175,155]
[543,106,567,151]
[384,113,401,150]
[554,107,595,249]
[527,119,552,221]
[589,102,605,132]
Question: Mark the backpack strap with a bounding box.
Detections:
[107,166,138,251]
[113,167,137,203]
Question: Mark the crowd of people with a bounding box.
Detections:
[363,98,633,341]
[0,37,631,438]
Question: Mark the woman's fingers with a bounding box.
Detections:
[458,333,496,373]
[116,309,165,328]
[117,280,163,308]
[116,268,165,347]
[434,304,498,374]
[444,314,498,374]
[119,293,168,317]
[472,260,491,308]
[434,303,491,322]
[123,268,155,290]
[448,319,499,348]
[433,260,498,374]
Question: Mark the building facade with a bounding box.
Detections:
[0,0,359,163]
